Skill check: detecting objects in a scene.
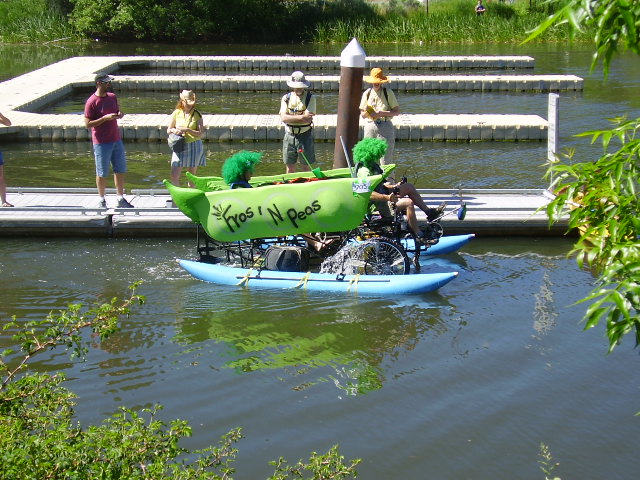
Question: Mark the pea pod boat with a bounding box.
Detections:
[178,259,458,295]
[164,165,396,243]
[167,164,461,294]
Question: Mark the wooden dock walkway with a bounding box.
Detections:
[0,55,578,142]
[0,188,566,238]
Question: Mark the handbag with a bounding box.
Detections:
[167,133,185,153]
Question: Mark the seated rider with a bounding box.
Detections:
[222,151,262,189]
[352,138,445,243]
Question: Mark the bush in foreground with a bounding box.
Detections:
[0,285,360,479]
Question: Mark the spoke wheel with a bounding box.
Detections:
[357,238,410,275]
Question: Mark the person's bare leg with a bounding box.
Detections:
[286,163,297,174]
[96,176,107,197]
[171,165,183,186]
[114,173,125,196]
[0,167,7,202]
[396,198,420,235]
[397,182,432,215]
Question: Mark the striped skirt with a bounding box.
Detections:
[171,139,206,168]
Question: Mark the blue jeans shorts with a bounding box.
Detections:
[0,151,4,166]
[93,140,127,177]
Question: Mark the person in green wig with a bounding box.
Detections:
[222,151,262,189]
[353,137,445,242]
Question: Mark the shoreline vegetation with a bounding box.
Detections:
[0,0,592,45]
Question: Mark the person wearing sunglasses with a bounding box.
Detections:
[84,72,133,209]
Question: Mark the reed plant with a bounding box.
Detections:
[0,0,77,43]
[315,0,591,44]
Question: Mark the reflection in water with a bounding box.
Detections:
[533,269,557,337]
[173,289,452,395]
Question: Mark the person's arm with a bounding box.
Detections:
[375,105,400,119]
[167,111,178,135]
[84,95,123,129]
[0,112,11,127]
[174,112,203,138]
[370,191,398,204]
[280,93,314,125]
[281,110,314,125]
[84,113,121,129]
[376,89,400,119]
[359,90,374,119]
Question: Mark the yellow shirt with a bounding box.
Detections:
[171,108,202,142]
[359,87,399,122]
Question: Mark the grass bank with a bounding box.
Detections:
[0,0,78,43]
[316,0,590,44]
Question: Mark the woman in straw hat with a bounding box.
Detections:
[359,67,400,165]
[167,90,206,187]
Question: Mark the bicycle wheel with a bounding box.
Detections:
[358,238,410,275]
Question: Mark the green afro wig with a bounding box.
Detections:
[222,151,262,185]
[352,138,387,170]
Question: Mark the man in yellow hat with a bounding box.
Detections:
[359,67,400,165]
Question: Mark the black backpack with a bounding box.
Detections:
[263,245,310,272]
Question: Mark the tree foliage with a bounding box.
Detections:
[529,1,640,351]
[1,287,361,479]
[525,0,640,75]
[67,0,377,42]
[546,118,640,352]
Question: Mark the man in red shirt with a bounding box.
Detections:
[84,73,133,208]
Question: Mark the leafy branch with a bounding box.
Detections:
[1,282,144,392]
[545,116,640,352]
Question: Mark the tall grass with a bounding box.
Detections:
[0,0,77,43]
[315,0,590,44]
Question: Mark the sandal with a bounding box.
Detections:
[2,202,14,207]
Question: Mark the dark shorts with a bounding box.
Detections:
[0,151,4,166]
[282,129,316,165]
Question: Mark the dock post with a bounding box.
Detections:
[333,38,366,168]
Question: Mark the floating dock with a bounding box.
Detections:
[0,188,566,238]
[2,110,548,142]
[0,55,580,142]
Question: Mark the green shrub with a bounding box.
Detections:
[0,0,77,43]
[1,286,361,479]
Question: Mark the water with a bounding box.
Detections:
[1,43,639,479]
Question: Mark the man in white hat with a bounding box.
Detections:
[359,67,400,165]
[279,71,316,174]
[84,72,133,208]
